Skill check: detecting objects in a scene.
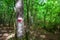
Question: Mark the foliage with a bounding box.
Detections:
[0,0,15,25]
[0,0,60,40]
[0,0,60,32]
[23,0,60,33]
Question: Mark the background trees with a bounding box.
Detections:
[0,0,15,26]
[0,0,60,40]
[24,0,60,31]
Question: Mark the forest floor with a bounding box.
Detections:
[29,26,60,40]
[0,25,60,40]
[0,25,14,40]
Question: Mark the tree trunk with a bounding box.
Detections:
[14,0,24,38]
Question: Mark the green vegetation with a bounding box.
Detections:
[0,0,15,26]
[24,0,60,32]
[0,0,60,40]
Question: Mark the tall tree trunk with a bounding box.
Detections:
[14,0,24,38]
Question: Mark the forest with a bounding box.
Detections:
[0,0,60,40]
